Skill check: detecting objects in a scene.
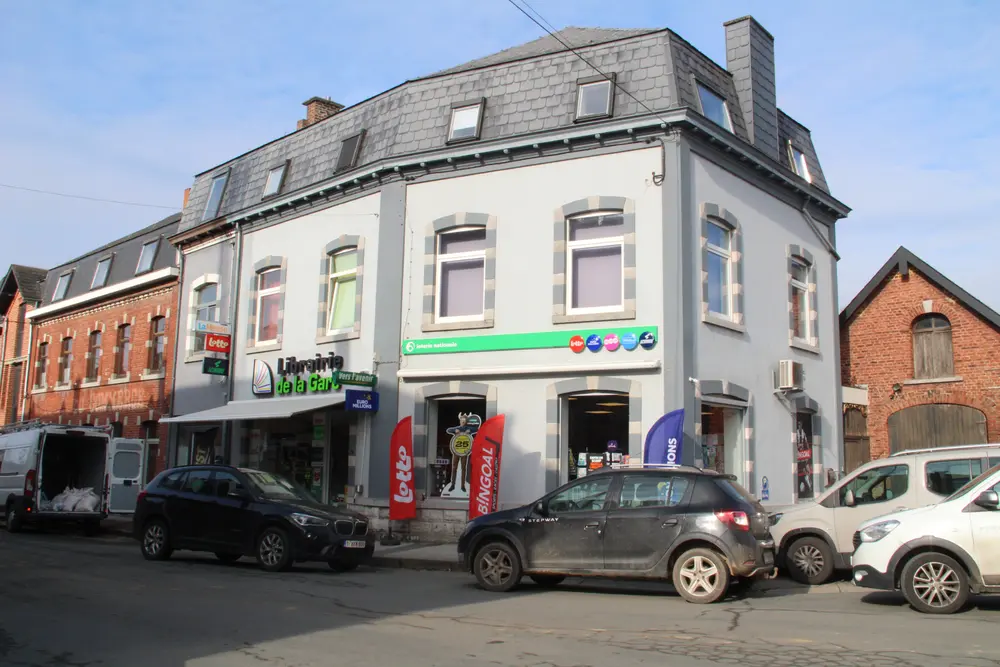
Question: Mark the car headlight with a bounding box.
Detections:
[860,520,899,543]
[290,513,329,527]
[769,513,783,526]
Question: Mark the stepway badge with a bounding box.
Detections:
[639,331,657,350]
[621,332,638,351]
[585,334,603,352]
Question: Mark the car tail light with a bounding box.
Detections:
[715,510,750,531]
[24,469,36,495]
[136,489,147,505]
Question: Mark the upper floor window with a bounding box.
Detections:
[788,143,812,183]
[53,272,72,301]
[448,100,485,142]
[567,212,624,314]
[202,172,229,221]
[58,338,72,385]
[328,249,358,332]
[576,75,614,121]
[91,257,112,289]
[262,161,288,199]
[705,220,732,317]
[86,331,102,382]
[193,283,218,352]
[913,314,954,379]
[790,257,810,341]
[256,268,282,344]
[148,316,167,372]
[34,342,48,389]
[136,240,159,275]
[114,324,131,376]
[335,130,365,173]
[696,83,732,132]
[435,227,486,322]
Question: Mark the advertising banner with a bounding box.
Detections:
[467,414,506,520]
[643,409,685,465]
[389,417,417,521]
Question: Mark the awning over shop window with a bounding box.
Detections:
[160,395,343,423]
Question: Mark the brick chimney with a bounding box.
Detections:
[297,96,344,129]
[182,188,191,209]
[723,16,779,162]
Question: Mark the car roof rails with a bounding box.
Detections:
[888,443,1000,457]
[595,462,706,474]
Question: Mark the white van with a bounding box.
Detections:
[0,422,146,534]
[769,443,1000,585]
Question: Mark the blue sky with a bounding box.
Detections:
[1,1,998,309]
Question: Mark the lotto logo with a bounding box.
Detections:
[205,334,231,354]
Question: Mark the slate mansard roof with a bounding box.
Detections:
[179,25,833,234]
[40,213,182,307]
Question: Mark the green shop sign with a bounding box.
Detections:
[401,326,659,356]
[275,370,377,396]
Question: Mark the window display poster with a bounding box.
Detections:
[433,399,485,498]
[795,412,814,499]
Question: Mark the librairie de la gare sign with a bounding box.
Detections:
[252,353,377,398]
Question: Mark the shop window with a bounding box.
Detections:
[702,405,744,479]
[34,342,48,389]
[912,314,953,379]
[255,268,282,344]
[795,411,815,499]
[435,227,486,322]
[566,393,629,479]
[838,464,909,507]
[430,397,487,499]
[148,316,167,372]
[114,324,131,376]
[567,212,624,314]
[193,282,218,352]
[327,248,358,332]
[58,337,72,385]
[85,331,102,382]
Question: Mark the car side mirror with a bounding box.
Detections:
[844,490,856,507]
[534,501,547,516]
[974,490,1000,510]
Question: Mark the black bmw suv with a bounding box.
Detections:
[134,465,374,572]
[458,465,775,603]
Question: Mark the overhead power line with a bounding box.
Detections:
[0,182,177,210]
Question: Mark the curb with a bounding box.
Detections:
[370,555,462,572]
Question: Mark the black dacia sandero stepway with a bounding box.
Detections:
[458,465,775,603]
[134,465,373,572]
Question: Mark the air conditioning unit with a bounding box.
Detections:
[777,360,803,391]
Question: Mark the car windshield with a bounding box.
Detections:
[943,462,1000,503]
[241,469,314,502]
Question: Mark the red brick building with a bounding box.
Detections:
[840,247,1000,465]
[24,213,182,480]
[0,265,48,427]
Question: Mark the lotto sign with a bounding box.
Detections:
[205,333,231,354]
[389,417,417,521]
[569,335,585,353]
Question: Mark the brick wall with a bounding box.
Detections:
[841,267,1000,459]
[0,291,35,427]
[26,282,180,478]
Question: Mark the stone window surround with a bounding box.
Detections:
[185,273,221,362]
[700,203,745,333]
[553,196,636,325]
[422,213,497,333]
[111,317,135,382]
[316,235,365,344]
[83,322,107,386]
[412,381,499,504]
[787,244,819,353]
[245,256,288,354]
[790,395,823,503]
[545,376,642,492]
[142,313,169,379]
[32,339,50,393]
[55,332,75,389]
[693,379,756,495]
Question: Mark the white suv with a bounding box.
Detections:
[769,444,1000,585]
[852,462,1000,614]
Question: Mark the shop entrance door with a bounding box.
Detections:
[701,404,745,483]
[564,393,630,484]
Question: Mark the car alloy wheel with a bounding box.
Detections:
[912,562,961,609]
[473,541,522,593]
[144,524,165,556]
[259,533,285,567]
[679,555,720,597]
[480,548,514,587]
[672,547,730,604]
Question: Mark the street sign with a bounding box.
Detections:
[202,357,229,376]
[195,321,230,335]
[345,389,379,412]
[205,333,231,354]
[337,371,377,388]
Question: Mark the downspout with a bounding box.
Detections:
[221,221,244,463]
[167,249,185,466]
[19,309,34,422]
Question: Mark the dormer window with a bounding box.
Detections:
[202,171,229,221]
[696,83,732,132]
[136,240,159,275]
[53,272,72,301]
[575,74,615,121]
[335,130,365,173]
[789,143,812,183]
[91,257,112,289]
[448,99,485,142]
[262,161,289,199]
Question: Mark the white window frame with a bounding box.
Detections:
[136,240,159,275]
[86,330,102,382]
[790,258,811,342]
[576,80,613,120]
[53,272,72,301]
[202,172,229,221]
[696,83,733,132]
[327,248,358,334]
[255,268,282,345]
[262,162,288,199]
[193,283,219,353]
[58,338,72,385]
[34,342,48,389]
[705,220,732,318]
[91,256,112,289]
[448,101,484,142]
[788,143,812,183]
[435,226,487,324]
[566,211,625,316]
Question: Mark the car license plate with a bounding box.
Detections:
[343,540,366,549]
[763,551,774,565]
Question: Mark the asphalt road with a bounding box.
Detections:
[2,528,1000,667]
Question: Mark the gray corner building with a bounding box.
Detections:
[164,16,850,537]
